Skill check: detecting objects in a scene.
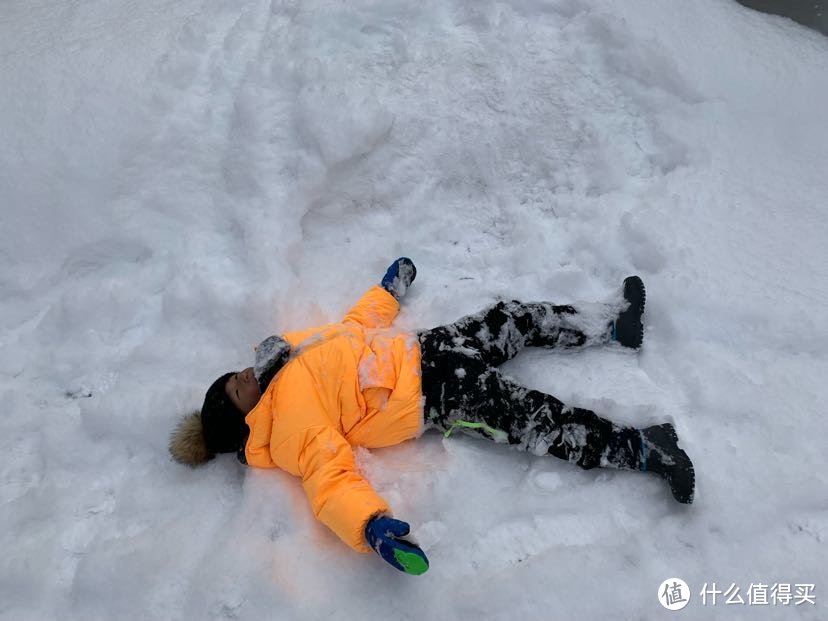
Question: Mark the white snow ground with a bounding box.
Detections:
[1,0,827,618]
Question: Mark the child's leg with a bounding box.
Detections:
[420,347,696,502]
[418,298,620,368]
[420,351,640,470]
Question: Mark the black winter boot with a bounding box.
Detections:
[639,423,695,504]
[613,276,646,349]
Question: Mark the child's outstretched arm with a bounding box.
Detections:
[342,257,417,328]
[298,424,391,552]
[298,426,429,574]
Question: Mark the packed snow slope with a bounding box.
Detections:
[2,0,827,619]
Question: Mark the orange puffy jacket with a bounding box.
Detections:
[244,286,423,552]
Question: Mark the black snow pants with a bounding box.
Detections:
[418,299,641,470]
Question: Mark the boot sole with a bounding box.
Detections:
[670,451,695,504]
[659,423,695,504]
[616,276,646,349]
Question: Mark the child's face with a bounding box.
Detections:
[225,367,262,414]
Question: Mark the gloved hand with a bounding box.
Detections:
[380,257,417,300]
[253,335,291,391]
[364,514,429,575]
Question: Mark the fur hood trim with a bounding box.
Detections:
[169,410,212,466]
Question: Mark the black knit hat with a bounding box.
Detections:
[200,372,248,455]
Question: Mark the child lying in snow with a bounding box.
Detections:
[170,258,695,575]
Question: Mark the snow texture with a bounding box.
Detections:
[1,0,827,619]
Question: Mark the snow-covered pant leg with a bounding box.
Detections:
[420,299,618,368]
[418,328,641,470]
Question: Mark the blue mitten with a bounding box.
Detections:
[381,257,417,300]
[364,515,429,575]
